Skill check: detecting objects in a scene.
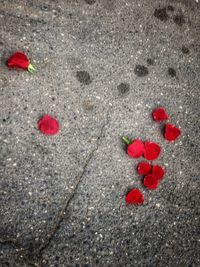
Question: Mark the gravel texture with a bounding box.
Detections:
[0,0,200,266]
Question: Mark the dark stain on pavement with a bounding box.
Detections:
[146,58,155,66]
[168,67,176,78]
[173,14,185,26]
[84,0,96,4]
[117,83,130,96]
[76,71,92,85]
[167,5,175,11]
[181,45,190,54]
[154,8,169,22]
[134,65,149,77]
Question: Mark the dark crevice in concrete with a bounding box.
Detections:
[38,113,110,256]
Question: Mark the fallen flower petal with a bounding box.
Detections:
[137,162,152,175]
[152,165,165,180]
[164,123,181,141]
[125,188,144,205]
[144,141,161,161]
[38,115,59,135]
[7,51,36,73]
[122,137,145,158]
[143,174,159,190]
[153,107,169,122]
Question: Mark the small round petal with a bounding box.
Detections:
[152,107,169,122]
[152,165,165,180]
[137,162,152,175]
[144,141,161,161]
[164,123,181,141]
[38,115,59,135]
[127,139,145,158]
[7,52,30,70]
[125,189,144,205]
[143,174,159,190]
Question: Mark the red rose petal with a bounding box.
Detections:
[7,51,30,70]
[137,162,152,175]
[125,189,144,205]
[127,139,145,158]
[164,123,181,141]
[38,115,59,135]
[152,165,165,180]
[152,107,169,122]
[143,174,159,190]
[144,141,161,161]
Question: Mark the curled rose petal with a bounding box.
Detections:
[164,123,181,141]
[152,165,165,180]
[137,162,152,175]
[38,115,59,135]
[7,51,36,73]
[152,107,169,122]
[125,189,144,205]
[143,174,159,190]
[144,141,161,161]
[122,137,145,158]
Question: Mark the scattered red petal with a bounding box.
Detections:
[137,162,152,175]
[143,174,159,190]
[152,107,169,122]
[125,189,144,205]
[127,139,145,158]
[38,115,59,135]
[143,141,161,161]
[7,51,30,70]
[152,165,165,180]
[164,123,181,141]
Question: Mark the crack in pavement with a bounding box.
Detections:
[0,112,110,267]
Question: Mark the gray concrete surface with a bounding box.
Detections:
[0,0,200,266]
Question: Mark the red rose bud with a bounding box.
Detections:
[143,141,161,161]
[152,165,165,180]
[38,115,59,135]
[122,137,145,158]
[164,123,181,141]
[143,174,159,190]
[152,107,169,122]
[125,188,144,205]
[137,162,152,175]
[7,51,36,73]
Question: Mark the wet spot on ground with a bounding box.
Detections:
[117,83,130,96]
[76,71,92,85]
[146,58,155,66]
[173,14,185,26]
[168,67,176,78]
[154,8,169,22]
[181,45,190,54]
[84,0,96,5]
[167,5,175,12]
[134,65,149,77]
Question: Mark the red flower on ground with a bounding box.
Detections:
[143,174,159,190]
[152,107,169,122]
[152,165,165,180]
[137,162,152,175]
[122,137,145,158]
[7,51,36,73]
[143,141,161,161]
[125,188,144,205]
[38,115,59,135]
[164,123,181,141]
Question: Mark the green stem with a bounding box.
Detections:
[122,136,131,145]
[28,63,36,74]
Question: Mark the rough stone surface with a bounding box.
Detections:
[0,0,200,266]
